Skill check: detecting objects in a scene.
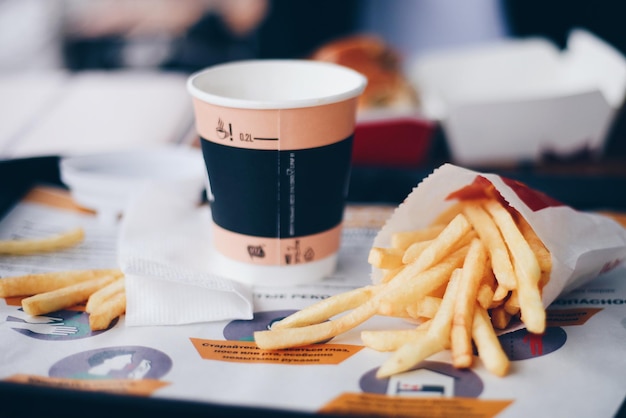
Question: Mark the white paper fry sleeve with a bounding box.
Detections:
[372,163,626,309]
[118,182,253,326]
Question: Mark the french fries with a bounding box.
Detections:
[0,227,85,255]
[376,268,462,378]
[0,223,127,330]
[254,194,552,379]
[0,269,122,298]
[472,306,510,377]
[0,269,126,331]
[22,274,119,316]
[85,276,125,313]
[451,239,486,369]
[271,285,379,330]
[88,290,126,331]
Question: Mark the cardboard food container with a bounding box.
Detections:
[353,110,435,168]
[410,29,626,166]
[371,164,626,323]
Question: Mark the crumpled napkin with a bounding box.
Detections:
[117,181,254,326]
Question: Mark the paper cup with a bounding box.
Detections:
[187,60,367,286]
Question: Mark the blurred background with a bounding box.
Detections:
[3,0,626,73]
[1,0,626,181]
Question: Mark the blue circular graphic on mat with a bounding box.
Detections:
[6,309,112,341]
[498,327,567,360]
[49,345,172,380]
[360,361,483,398]
[223,310,297,341]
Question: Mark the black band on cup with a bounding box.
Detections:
[201,136,353,238]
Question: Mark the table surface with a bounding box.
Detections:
[1,156,626,418]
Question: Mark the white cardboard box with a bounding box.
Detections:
[410,29,626,166]
[0,70,195,158]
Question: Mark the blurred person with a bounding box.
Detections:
[62,0,269,71]
[0,0,270,73]
[62,0,360,71]
[0,0,511,75]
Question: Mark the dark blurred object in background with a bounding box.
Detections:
[503,0,626,56]
[256,0,360,59]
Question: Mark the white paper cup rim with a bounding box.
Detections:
[187,59,367,109]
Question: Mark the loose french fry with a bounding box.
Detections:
[255,297,380,349]
[0,269,123,298]
[0,227,85,255]
[271,285,380,330]
[463,202,517,290]
[89,290,126,331]
[368,247,405,269]
[85,276,125,313]
[451,238,487,368]
[473,306,510,377]
[21,274,119,316]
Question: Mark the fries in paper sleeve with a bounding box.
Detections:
[255,164,626,378]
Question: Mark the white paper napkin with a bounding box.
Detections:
[117,181,254,326]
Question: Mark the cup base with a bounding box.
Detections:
[211,250,338,287]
